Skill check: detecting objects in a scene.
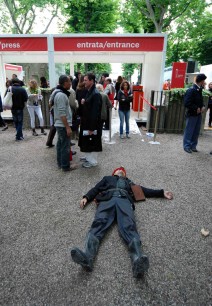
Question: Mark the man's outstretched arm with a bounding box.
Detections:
[141,186,173,200]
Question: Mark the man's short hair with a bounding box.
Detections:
[196,74,207,83]
[85,72,95,82]
[11,78,20,85]
[59,75,69,86]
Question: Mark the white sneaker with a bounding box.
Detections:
[82,162,97,168]
[120,135,124,139]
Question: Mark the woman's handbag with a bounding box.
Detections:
[3,86,13,110]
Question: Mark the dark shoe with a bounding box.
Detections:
[191,148,198,152]
[184,148,192,154]
[71,248,93,271]
[16,137,24,141]
[61,164,78,172]
[32,129,38,136]
[2,125,8,131]
[71,233,99,272]
[128,238,149,278]
[80,157,87,161]
[71,151,77,155]
[41,128,47,135]
[210,151,212,155]
[46,144,55,148]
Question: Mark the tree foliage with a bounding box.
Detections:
[121,0,194,33]
[64,0,119,33]
[121,0,211,66]
[0,0,63,34]
[166,4,211,65]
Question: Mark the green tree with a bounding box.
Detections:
[166,7,211,65]
[0,0,63,34]
[122,63,138,82]
[65,0,119,33]
[121,0,194,33]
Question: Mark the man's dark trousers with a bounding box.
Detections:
[12,109,24,140]
[89,196,141,244]
[183,114,202,150]
[56,127,70,170]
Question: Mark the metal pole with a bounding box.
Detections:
[137,95,141,119]
[109,107,112,142]
[153,108,159,142]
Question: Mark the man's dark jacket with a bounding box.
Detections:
[184,84,204,117]
[83,175,164,209]
[78,84,102,152]
[10,84,28,110]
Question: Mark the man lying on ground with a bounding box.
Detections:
[71,166,173,278]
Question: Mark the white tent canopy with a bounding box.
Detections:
[0,34,167,102]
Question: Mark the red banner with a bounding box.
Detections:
[0,37,47,51]
[171,62,187,88]
[54,37,164,52]
[4,64,23,72]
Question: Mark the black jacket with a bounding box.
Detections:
[9,84,28,110]
[184,84,204,116]
[117,89,133,111]
[78,85,102,152]
[84,175,164,209]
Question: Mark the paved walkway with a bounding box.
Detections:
[0,109,211,305]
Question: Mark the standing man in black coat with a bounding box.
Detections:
[78,72,102,168]
[10,78,28,141]
[183,73,207,153]
[71,167,173,278]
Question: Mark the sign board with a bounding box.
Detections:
[4,63,23,80]
[0,37,47,51]
[171,62,187,88]
[54,37,164,52]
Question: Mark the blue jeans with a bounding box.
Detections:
[11,109,23,140]
[183,115,202,150]
[56,127,70,170]
[118,109,130,135]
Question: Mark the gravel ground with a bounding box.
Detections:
[0,114,212,306]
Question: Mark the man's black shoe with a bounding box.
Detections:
[191,148,198,152]
[184,148,192,153]
[46,144,55,148]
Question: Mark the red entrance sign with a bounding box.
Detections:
[0,37,47,51]
[54,37,164,52]
[171,62,187,88]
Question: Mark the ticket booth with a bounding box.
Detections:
[132,85,143,111]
